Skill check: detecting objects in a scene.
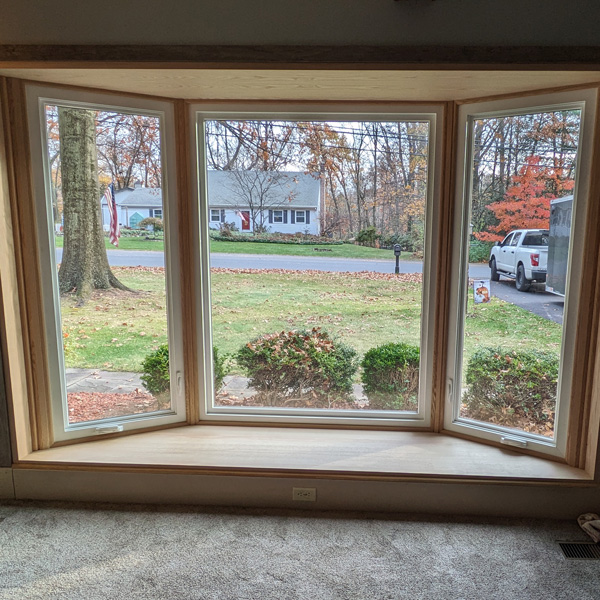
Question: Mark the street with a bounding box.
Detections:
[55,248,563,323]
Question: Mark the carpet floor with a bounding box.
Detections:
[0,501,598,600]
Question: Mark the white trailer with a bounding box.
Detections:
[545,195,573,297]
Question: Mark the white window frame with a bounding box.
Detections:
[210,209,221,222]
[192,102,444,427]
[444,89,598,458]
[153,209,163,219]
[25,84,187,442]
[295,210,306,224]
[272,209,284,223]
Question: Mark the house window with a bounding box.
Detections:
[198,110,441,427]
[152,209,163,219]
[129,212,144,228]
[24,84,186,442]
[445,89,598,459]
[210,209,221,222]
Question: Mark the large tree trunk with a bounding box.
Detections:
[58,108,129,300]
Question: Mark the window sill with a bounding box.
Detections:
[17,425,592,482]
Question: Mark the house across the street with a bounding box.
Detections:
[101,184,163,230]
[206,170,321,235]
[101,171,321,234]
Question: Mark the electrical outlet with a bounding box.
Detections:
[292,487,316,502]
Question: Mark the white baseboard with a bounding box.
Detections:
[11,468,600,518]
[0,468,14,499]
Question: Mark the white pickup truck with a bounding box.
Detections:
[489,229,549,292]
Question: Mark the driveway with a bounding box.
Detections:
[55,248,562,322]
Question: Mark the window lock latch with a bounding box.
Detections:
[94,424,124,435]
[500,436,528,448]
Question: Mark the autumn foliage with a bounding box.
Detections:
[475,156,575,242]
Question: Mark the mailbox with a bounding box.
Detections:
[393,244,402,257]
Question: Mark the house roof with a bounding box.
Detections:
[107,187,163,208]
[100,171,320,210]
[207,170,320,209]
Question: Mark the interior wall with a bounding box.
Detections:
[0,326,11,468]
[1,0,599,46]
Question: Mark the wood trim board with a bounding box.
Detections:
[17,425,591,482]
[2,45,600,69]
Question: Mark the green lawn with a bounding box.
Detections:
[61,268,562,378]
[209,240,417,261]
[55,236,165,251]
[54,235,416,260]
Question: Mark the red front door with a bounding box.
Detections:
[241,211,250,231]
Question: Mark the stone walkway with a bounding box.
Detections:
[66,369,144,394]
[66,369,367,401]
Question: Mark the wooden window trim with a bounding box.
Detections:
[0,72,599,479]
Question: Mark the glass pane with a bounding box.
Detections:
[459,109,581,438]
[44,105,172,425]
[204,119,430,416]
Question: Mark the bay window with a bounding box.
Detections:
[1,78,598,474]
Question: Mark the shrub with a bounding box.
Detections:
[213,346,227,391]
[361,343,420,411]
[236,328,358,406]
[141,345,227,395]
[140,344,170,395]
[218,221,238,237]
[469,240,494,263]
[138,217,164,232]
[462,347,559,429]
[355,226,379,246]
[208,230,343,246]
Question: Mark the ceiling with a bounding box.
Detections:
[1,69,599,102]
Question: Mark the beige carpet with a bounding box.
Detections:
[0,501,598,600]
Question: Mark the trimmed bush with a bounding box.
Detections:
[236,328,358,406]
[462,347,559,429]
[138,217,164,232]
[361,343,420,411]
[141,345,227,395]
[140,344,170,395]
[209,230,342,245]
[355,226,379,246]
[213,346,227,391]
[469,240,495,263]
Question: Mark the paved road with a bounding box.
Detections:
[55,248,563,323]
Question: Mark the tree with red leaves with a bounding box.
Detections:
[474,156,575,242]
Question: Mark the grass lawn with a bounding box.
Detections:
[209,240,418,261]
[61,268,169,372]
[55,236,165,252]
[55,235,416,260]
[60,268,563,379]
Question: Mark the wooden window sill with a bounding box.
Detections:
[17,425,592,482]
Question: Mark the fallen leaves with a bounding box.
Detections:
[67,390,163,424]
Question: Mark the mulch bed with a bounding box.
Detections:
[67,390,162,424]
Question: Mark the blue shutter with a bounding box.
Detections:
[306,210,310,225]
[283,210,288,224]
[221,209,225,222]
[291,210,296,224]
[268,210,273,224]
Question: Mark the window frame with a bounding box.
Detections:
[444,89,599,459]
[191,102,445,428]
[210,208,221,223]
[295,210,306,224]
[24,83,187,442]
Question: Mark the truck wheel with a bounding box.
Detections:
[515,264,531,292]
[490,258,500,282]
